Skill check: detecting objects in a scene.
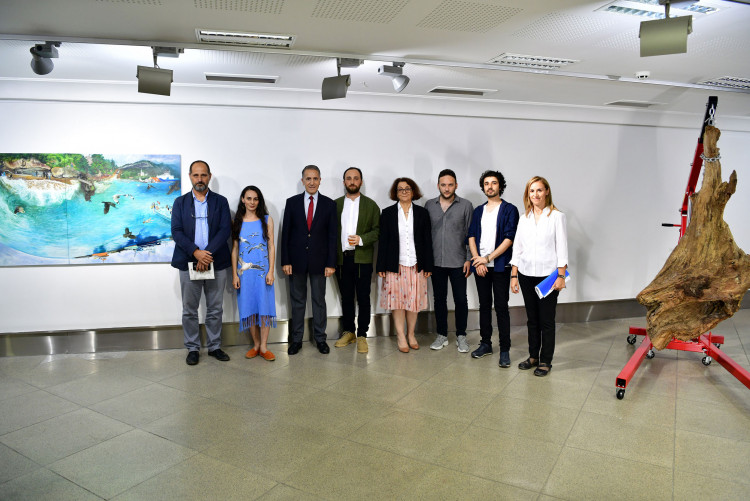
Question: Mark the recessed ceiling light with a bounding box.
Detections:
[196,29,295,48]
[698,76,750,90]
[488,53,579,70]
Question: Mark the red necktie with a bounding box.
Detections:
[307,195,314,230]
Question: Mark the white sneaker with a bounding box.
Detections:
[456,336,469,353]
[430,335,449,350]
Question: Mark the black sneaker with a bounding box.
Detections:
[471,343,493,359]
[208,349,230,361]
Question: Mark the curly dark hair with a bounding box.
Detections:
[389,177,423,201]
[478,170,506,197]
[231,185,269,242]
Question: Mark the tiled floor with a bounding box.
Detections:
[1,313,749,500]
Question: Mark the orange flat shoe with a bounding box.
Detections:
[260,350,275,361]
[245,348,259,359]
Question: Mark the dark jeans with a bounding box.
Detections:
[289,272,327,344]
[335,253,373,337]
[474,266,511,352]
[518,273,559,365]
[432,266,468,337]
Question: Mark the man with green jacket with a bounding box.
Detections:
[334,167,380,353]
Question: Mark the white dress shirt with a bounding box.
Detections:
[341,195,361,251]
[510,207,568,277]
[397,203,417,266]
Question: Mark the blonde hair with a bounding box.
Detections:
[523,176,558,216]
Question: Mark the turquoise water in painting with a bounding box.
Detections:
[0,177,179,262]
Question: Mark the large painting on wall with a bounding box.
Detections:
[0,153,181,266]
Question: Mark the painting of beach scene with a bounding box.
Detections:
[0,153,181,266]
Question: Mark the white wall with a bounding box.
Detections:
[1,99,749,333]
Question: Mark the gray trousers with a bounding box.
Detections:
[179,268,227,352]
[289,272,327,344]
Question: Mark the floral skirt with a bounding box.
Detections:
[380,264,428,312]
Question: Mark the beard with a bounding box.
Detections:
[345,184,360,195]
[193,182,207,192]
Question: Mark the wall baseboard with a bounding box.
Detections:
[1,296,745,357]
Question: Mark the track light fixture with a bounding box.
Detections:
[640,0,693,57]
[378,62,410,93]
[137,46,183,96]
[30,41,60,75]
[322,58,361,100]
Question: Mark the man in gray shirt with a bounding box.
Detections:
[425,169,474,352]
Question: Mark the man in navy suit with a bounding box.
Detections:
[281,165,337,355]
[171,160,232,365]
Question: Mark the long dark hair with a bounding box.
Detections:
[232,185,269,242]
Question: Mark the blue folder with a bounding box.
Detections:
[534,269,571,299]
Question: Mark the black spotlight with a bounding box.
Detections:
[30,42,60,75]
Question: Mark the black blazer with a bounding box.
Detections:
[171,190,232,271]
[280,192,337,274]
[376,203,433,274]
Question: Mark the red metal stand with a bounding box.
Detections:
[615,96,750,399]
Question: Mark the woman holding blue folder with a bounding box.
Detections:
[510,176,568,377]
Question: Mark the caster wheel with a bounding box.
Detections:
[646,350,655,359]
[714,343,721,349]
[616,389,625,400]
[702,356,712,366]
[627,335,637,345]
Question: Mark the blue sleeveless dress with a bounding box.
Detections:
[236,218,276,330]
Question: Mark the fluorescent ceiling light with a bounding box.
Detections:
[196,29,295,48]
[698,76,750,90]
[205,73,278,84]
[488,53,579,70]
[606,100,659,108]
[429,87,497,96]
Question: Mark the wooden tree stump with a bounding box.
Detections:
[637,126,750,350]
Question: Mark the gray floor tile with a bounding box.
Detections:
[675,429,750,485]
[90,383,207,427]
[0,468,103,501]
[0,408,132,465]
[10,356,99,388]
[49,429,197,499]
[0,442,39,484]
[543,447,673,500]
[0,390,80,435]
[393,379,496,423]
[44,370,152,406]
[112,454,277,500]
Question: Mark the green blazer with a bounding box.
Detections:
[335,194,380,265]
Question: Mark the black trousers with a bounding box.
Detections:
[432,266,468,337]
[518,273,559,365]
[474,266,511,352]
[335,253,373,337]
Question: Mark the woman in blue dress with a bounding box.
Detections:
[231,185,277,361]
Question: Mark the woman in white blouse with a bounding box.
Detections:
[510,176,568,377]
[376,178,433,352]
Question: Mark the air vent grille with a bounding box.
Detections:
[196,29,295,48]
[488,53,579,70]
[698,76,750,90]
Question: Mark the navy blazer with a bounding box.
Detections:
[280,192,337,274]
[170,190,232,271]
[376,203,433,274]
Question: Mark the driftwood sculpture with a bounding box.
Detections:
[637,125,750,350]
